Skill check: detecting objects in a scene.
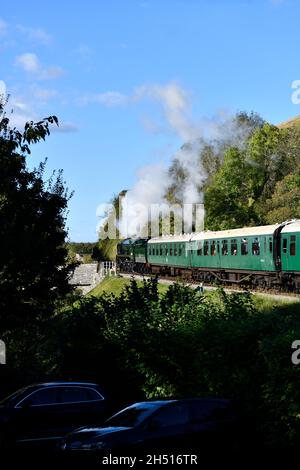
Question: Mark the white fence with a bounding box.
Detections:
[99,261,116,278]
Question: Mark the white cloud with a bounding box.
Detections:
[82,82,199,140]
[17,25,51,45]
[76,43,93,58]
[3,91,77,133]
[0,19,7,35]
[0,80,6,99]
[32,87,58,100]
[7,96,36,129]
[134,82,198,141]
[79,91,128,107]
[15,53,64,80]
[52,121,79,133]
[16,52,39,73]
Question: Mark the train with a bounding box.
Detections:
[116,220,300,290]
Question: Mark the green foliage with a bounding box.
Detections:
[204,121,300,229]
[0,103,75,337]
[204,147,258,229]
[264,173,300,223]
[97,238,119,261]
[88,276,169,297]
[96,191,126,260]
[67,242,98,256]
[19,278,300,448]
[166,111,264,206]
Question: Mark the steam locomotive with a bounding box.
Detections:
[116,220,300,290]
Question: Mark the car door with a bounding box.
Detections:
[55,386,107,432]
[142,403,190,452]
[13,387,62,444]
[187,401,237,451]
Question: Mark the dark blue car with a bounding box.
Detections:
[0,381,110,449]
[59,398,241,463]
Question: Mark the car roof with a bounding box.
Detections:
[128,397,231,408]
[27,381,100,388]
[129,400,176,407]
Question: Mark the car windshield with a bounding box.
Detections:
[0,386,33,406]
[105,405,157,428]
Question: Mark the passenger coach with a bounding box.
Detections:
[116,220,300,290]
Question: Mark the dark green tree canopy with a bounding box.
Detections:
[0,104,74,333]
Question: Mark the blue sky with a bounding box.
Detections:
[1,0,300,241]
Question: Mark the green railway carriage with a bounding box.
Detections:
[116,220,300,290]
[190,224,278,279]
[147,234,191,274]
[280,222,300,273]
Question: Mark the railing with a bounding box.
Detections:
[99,261,116,277]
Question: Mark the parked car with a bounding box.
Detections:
[0,381,110,449]
[59,398,241,462]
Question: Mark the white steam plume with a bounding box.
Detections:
[96,81,256,238]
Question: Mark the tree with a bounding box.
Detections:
[203,121,298,230]
[204,147,258,230]
[264,173,300,223]
[0,102,75,335]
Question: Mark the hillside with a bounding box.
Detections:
[277,115,300,129]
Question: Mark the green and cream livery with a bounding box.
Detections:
[116,220,300,290]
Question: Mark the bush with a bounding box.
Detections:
[7,279,300,448]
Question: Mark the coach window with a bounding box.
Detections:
[165,247,168,256]
[290,235,296,256]
[231,239,237,255]
[252,238,260,256]
[269,237,273,253]
[160,246,163,256]
[211,241,216,256]
[283,238,287,254]
[174,245,177,256]
[222,240,228,255]
[197,241,203,256]
[170,246,173,256]
[204,241,209,256]
[179,245,182,256]
[241,238,248,256]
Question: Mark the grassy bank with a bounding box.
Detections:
[89,275,169,297]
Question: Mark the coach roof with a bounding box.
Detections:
[191,224,279,241]
[149,234,192,244]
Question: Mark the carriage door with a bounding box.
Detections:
[281,236,289,271]
[216,240,221,268]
